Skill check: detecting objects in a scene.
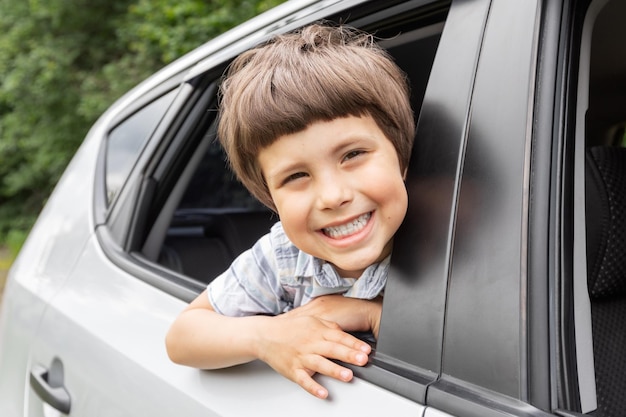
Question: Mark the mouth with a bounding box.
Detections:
[322,212,372,239]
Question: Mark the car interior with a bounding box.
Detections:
[582,1,626,415]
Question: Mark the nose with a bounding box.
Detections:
[315,170,353,210]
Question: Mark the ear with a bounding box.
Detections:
[402,167,408,180]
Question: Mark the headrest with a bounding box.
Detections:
[586,146,626,299]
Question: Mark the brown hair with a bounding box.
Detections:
[218,23,415,210]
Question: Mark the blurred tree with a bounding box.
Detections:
[0,0,284,243]
[0,0,132,238]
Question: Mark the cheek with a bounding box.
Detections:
[369,172,408,225]
[387,183,408,218]
[276,209,314,253]
[367,169,407,202]
[273,194,310,232]
[396,188,409,222]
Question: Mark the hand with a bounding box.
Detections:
[284,295,382,338]
[254,314,372,399]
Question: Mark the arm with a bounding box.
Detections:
[165,290,372,399]
[283,294,383,338]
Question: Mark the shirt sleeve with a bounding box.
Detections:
[207,226,287,316]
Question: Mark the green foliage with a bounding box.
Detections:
[5,229,28,257]
[0,0,285,243]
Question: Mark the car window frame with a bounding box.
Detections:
[526,0,599,414]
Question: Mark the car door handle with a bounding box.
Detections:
[30,358,71,414]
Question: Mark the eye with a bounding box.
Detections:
[282,171,308,185]
[343,149,366,162]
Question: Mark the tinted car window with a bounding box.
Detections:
[106,90,176,205]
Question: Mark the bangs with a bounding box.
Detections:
[217,24,414,209]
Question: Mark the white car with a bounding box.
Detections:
[1,0,626,415]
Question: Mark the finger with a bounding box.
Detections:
[318,323,372,355]
[304,353,355,383]
[317,340,369,366]
[299,333,369,367]
[293,368,329,399]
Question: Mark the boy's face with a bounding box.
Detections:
[259,115,408,278]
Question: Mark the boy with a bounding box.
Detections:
[165,23,415,399]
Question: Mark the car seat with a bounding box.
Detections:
[585,146,626,417]
[159,211,276,283]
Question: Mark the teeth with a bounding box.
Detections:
[323,213,371,238]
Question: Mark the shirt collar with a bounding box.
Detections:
[291,249,390,296]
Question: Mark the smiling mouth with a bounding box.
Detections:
[322,212,372,239]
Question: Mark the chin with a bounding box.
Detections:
[332,258,380,278]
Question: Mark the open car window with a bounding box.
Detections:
[122,0,457,405]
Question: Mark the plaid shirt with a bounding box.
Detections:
[207,222,389,316]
